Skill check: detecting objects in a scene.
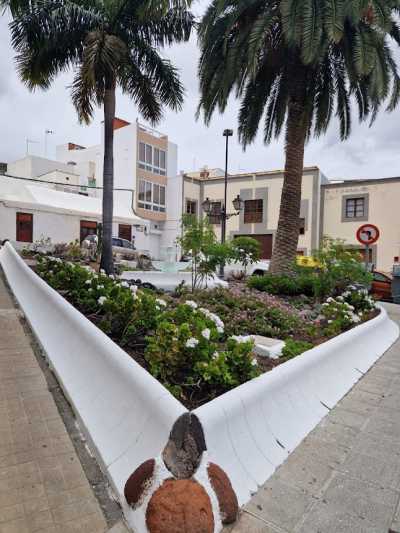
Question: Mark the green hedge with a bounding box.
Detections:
[247,273,315,297]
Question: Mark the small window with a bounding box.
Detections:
[299,217,305,235]
[209,202,222,224]
[244,199,263,224]
[145,144,152,165]
[346,197,365,219]
[139,142,146,163]
[186,200,197,215]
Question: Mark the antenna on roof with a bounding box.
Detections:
[44,129,55,158]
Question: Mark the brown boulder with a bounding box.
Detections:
[124,459,155,508]
[146,478,214,533]
[207,463,238,524]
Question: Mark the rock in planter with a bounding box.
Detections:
[251,335,285,359]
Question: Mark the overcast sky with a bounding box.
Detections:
[1,2,400,181]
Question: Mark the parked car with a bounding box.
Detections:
[371,271,392,301]
[112,237,136,257]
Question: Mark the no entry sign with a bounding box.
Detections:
[356,224,380,246]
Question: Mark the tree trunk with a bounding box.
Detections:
[100,83,116,274]
[270,71,307,275]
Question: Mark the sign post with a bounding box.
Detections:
[356,224,380,271]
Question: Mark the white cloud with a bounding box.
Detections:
[1,3,400,181]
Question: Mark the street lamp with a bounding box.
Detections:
[201,129,244,278]
[221,129,233,247]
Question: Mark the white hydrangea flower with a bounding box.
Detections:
[326,297,334,303]
[202,328,211,340]
[185,337,199,348]
[212,351,219,360]
[121,281,129,288]
[217,326,224,334]
[97,284,104,290]
[156,298,167,307]
[98,296,107,305]
[336,296,344,301]
[130,284,138,293]
[185,300,198,309]
[88,288,92,292]
[85,280,92,285]
[251,358,258,366]
[109,274,115,279]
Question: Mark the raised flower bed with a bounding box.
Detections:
[1,242,397,533]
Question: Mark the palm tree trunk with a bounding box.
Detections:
[100,82,116,274]
[270,73,307,275]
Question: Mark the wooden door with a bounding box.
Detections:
[80,220,97,242]
[118,224,132,242]
[16,213,33,243]
[236,234,273,259]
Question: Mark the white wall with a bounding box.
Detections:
[0,204,81,244]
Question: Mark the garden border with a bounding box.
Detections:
[0,243,187,531]
[1,242,398,532]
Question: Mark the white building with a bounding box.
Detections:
[0,175,152,252]
[56,118,179,258]
[3,118,180,258]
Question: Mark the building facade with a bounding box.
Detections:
[56,118,179,258]
[322,177,400,271]
[182,167,328,259]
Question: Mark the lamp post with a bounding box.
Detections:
[202,129,243,278]
[221,129,233,246]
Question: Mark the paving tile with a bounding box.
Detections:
[321,472,398,530]
[245,478,315,531]
[296,501,380,533]
[228,511,278,533]
[339,450,400,489]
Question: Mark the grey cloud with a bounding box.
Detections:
[1,4,400,181]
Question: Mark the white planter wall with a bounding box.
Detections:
[194,306,399,505]
[0,243,186,526]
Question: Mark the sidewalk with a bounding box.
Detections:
[227,303,400,533]
[0,274,109,533]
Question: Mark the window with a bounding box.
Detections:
[209,202,222,224]
[138,142,166,175]
[374,272,389,283]
[299,217,305,235]
[186,200,197,216]
[345,197,365,219]
[138,179,166,212]
[16,213,33,243]
[244,199,263,224]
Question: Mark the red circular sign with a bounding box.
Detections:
[356,224,380,245]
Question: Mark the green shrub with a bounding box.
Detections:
[311,237,372,298]
[247,273,315,297]
[231,236,261,273]
[145,302,260,401]
[282,339,313,359]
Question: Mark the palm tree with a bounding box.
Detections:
[198,1,400,274]
[3,0,193,273]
